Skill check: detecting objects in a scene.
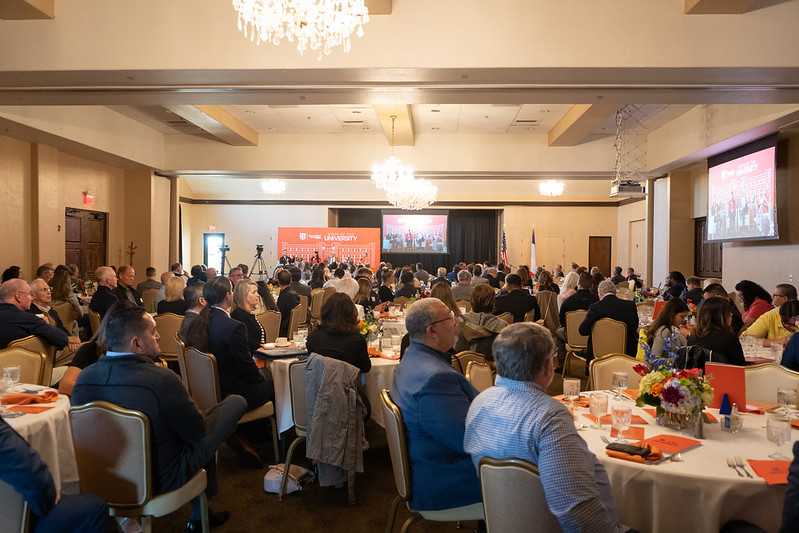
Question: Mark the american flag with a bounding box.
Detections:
[500,229,508,266]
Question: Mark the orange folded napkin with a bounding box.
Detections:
[745,401,780,414]
[747,459,790,485]
[600,414,648,425]
[553,395,590,408]
[791,419,799,430]
[623,389,640,400]
[605,440,663,464]
[1,391,58,405]
[6,405,54,414]
[367,348,400,360]
[643,408,657,417]
[610,426,645,440]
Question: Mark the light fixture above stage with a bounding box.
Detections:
[261,179,286,195]
[539,180,565,197]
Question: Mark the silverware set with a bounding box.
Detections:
[727,456,753,478]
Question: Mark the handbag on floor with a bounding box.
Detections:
[264,463,315,494]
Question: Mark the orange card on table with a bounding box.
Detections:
[600,414,648,425]
[747,460,790,485]
[643,408,656,417]
[705,363,746,409]
[623,389,640,400]
[610,426,645,440]
[745,400,780,414]
[583,414,597,422]
[645,434,701,454]
[6,405,54,414]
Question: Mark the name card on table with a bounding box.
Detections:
[747,460,790,485]
[646,434,701,454]
[705,363,746,410]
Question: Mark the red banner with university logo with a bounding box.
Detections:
[277,227,381,265]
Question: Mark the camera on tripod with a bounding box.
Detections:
[219,244,230,253]
[255,244,264,254]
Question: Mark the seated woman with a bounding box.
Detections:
[735,279,774,328]
[309,267,326,290]
[687,297,746,366]
[536,269,560,293]
[517,266,533,289]
[156,276,187,315]
[50,268,83,336]
[378,269,395,303]
[230,279,267,352]
[254,280,279,314]
[353,277,384,318]
[454,284,508,361]
[776,300,799,371]
[645,298,689,359]
[430,282,462,320]
[306,293,370,373]
[559,270,579,299]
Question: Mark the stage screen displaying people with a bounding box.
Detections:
[382,212,448,253]
[707,139,778,243]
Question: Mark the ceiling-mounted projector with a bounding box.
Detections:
[610,182,646,198]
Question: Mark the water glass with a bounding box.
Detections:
[3,365,21,388]
[766,412,792,460]
[589,393,609,429]
[294,327,308,348]
[777,387,798,416]
[563,378,581,402]
[612,371,629,400]
[611,405,632,442]
[391,335,401,352]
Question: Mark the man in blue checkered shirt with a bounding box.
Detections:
[464,322,634,533]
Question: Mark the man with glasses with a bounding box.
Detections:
[0,278,69,350]
[28,278,81,371]
[390,298,482,514]
[742,283,797,344]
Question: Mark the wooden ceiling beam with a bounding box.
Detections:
[164,105,259,146]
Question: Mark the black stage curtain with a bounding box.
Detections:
[336,208,498,272]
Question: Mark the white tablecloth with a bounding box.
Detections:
[263,356,399,433]
[575,394,787,533]
[5,389,78,489]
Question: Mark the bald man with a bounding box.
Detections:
[88,266,119,319]
[0,278,68,350]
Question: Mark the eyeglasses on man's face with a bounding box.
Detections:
[429,310,455,327]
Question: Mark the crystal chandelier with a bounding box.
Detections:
[539,180,564,197]
[386,178,438,211]
[372,115,413,191]
[261,179,286,194]
[232,0,369,60]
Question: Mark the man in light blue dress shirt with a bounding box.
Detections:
[464,322,634,533]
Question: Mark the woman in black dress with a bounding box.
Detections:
[687,296,745,366]
[230,279,267,352]
[306,292,370,373]
[156,276,187,315]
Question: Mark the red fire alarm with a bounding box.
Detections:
[82,191,95,206]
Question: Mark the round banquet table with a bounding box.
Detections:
[4,387,79,490]
[574,393,787,533]
[262,356,399,434]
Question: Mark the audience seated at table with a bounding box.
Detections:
[451,270,473,301]
[0,278,69,351]
[663,270,686,301]
[579,279,639,361]
[306,293,370,373]
[275,270,299,338]
[390,298,482,514]
[0,417,109,532]
[112,265,143,307]
[680,276,704,305]
[253,280,279,315]
[230,279,267,352]
[494,273,540,323]
[559,270,579,299]
[2,265,23,283]
[308,267,326,290]
[772,301,799,372]
[464,322,635,533]
[589,271,605,299]
[610,266,626,285]
[429,267,449,288]
[645,298,690,359]
[735,279,774,328]
[686,297,745,366]
[455,285,508,361]
[429,282,462,320]
[353,277,382,317]
[72,304,246,531]
[378,269,395,303]
[394,270,419,299]
[741,283,797,343]
[49,268,84,337]
[554,272,597,369]
[517,266,534,290]
[88,266,119,319]
[536,269,560,293]
[179,282,206,342]
[289,267,311,299]
[156,276,187,315]
[702,283,745,335]
[136,266,164,294]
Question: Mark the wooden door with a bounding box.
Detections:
[588,236,612,278]
[65,208,107,278]
[694,217,722,278]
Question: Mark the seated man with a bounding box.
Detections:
[276,270,300,338]
[610,266,627,285]
[554,272,598,368]
[88,266,118,319]
[451,270,473,301]
[579,279,639,359]
[112,265,143,307]
[390,298,482,512]
[494,274,540,323]
[742,283,797,343]
[72,305,247,532]
[178,282,206,342]
[0,418,108,533]
[27,278,81,370]
[680,276,704,305]
[464,322,633,532]
[0,278,69,350]
[136,266,163,294]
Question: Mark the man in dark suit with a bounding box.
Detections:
[554,273,598,369]
[429,267,449,288]
[0,278,68,350]
[494,274,540,323]
[289,267,311,299]
[276,269,299,338]
[681,276,704,305]
[610,266,627,285]
[483,267,501,289]
[112,265,143,306]
[88,266,119,319]
[579,279,639,360]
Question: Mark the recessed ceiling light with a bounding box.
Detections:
[431,127,440,130]
[245,110,255,114]
[540,109,550,113]
[431,109,441,113]
[352,110,362,114]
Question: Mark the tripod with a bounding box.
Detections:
[251,250,269,280]
[219,247,234,276]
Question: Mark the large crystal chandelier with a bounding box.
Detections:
[372,115,413,191]
[386,178,438,211]
[232,0,369,60]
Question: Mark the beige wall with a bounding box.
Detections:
[0,135,33,276]
[617,200,648,276]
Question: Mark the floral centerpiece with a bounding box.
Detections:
[358,313,381,344]
[634,286,661,303]
[634,365,714,430]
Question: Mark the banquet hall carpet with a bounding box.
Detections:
[152,374,566,532]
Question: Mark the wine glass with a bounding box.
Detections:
[589,393,608,429]
[612,371,629,400]
[294,327,308,348]
[766,412,792,460]
[611,405,632,443]
[563,378,581,406]
[777,388,798,418]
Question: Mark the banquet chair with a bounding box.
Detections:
[478,457,561,533]
[70,401,209,533]
[153,313,182,363]
[88,309,101,337]
[451,350,485,375]
[182,347,280,464]
[321,287,336,309]
[562,310,589,378]
[465,361,495,392]
[309,289,324,328]
[297,295,310,329]
[454,300,471,313]
[278,360,308,500]
[729,292,745,314]
[523,309,537,323]
[616,287,631,300]
[0,346,45,386]
[256,310,281,343]
[394,296,413,311]
[141,288,159,314]
[7,335,53,386]
[535,290,560,335]
[0,478,31,533]
[588,353,642,391]
[287,303,303,340]
[744,363,799,404]
[591,318,627,360]
[380,390,484,533]
[52,301,76,337]
[174,335,190,393]
[496,312,513,326]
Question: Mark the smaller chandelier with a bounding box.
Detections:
[386,178,438,211]
[372,115,413,190]
[232,0,369,60]
[261,179,286,195]
[539,180,564,197]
